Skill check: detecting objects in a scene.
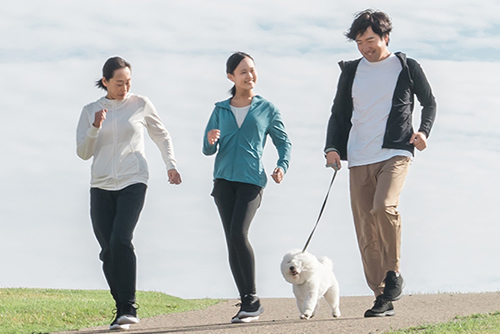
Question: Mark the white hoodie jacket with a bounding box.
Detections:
[77,93,177,191]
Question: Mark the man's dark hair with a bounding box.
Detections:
[345,9,392,44]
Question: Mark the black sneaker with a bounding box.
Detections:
[231,294,264,323]
[383,271,405,301]
[239,294,264,318]
[117,302,140,325]
[364,295,395,317]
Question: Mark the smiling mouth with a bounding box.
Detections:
[291,270,299,276]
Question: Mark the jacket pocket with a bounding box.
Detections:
[117,149,144,177]
[91,145,113,179]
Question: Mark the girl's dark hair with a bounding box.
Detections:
[345,9,392,45]
[95,56,132,91]
[226,52,254,97]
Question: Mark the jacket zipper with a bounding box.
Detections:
[111,105,119,189]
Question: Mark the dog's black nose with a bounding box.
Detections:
[290,266,295,271]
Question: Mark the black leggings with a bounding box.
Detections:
[211,179,263,297]
[90,183,147,306]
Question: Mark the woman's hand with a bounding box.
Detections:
[207,129,221,145]
[93,109,107,128]
[168,169,182,185]
[271,167,284,184]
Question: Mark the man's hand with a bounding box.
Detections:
[410,132,427,151]
[326,151,342,170]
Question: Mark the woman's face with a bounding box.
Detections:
[103,67,131,100]
[228,57,257,93]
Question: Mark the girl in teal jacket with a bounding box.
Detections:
[203,52,291,323]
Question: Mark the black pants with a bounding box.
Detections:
[211,179,263,297]
[90,183,147,306]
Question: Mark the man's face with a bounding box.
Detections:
[355,26,390,62]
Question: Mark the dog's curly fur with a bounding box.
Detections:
[281,249,341,319]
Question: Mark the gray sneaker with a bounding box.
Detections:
[364,295,395,317]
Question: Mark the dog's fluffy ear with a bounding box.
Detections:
[287,249,302,256]
[283,249,302,262]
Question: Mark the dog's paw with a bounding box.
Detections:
[332,310,341,318]
[300,313,313,320]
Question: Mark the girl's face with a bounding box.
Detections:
[228,57,257,93]
[103,67,131,100]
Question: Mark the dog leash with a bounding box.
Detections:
[302,164,339,252]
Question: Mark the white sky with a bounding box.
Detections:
[0,0,499,299]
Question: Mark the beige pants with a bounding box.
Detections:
[349,155,411,297]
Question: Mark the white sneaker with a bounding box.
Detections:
[117,314,140,325]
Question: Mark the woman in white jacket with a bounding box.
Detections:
[77,56,181,330]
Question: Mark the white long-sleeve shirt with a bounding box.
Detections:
[77,93,177,190]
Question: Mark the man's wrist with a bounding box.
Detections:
[324,147,338,156]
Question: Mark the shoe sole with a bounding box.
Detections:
[364,310,395,317]
[384,293,403,302]
[110,323,130,330]
[237,306,264,318]
[231,316,259,323]
[117,315,140,325]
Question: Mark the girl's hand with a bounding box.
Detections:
[168,169,182,185]
[271,167,284,184]
[207,129,221,145]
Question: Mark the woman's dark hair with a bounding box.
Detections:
[345,9,392,45]
[226,52,254,97]
[95,56,132,91]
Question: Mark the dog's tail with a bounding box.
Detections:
[318,256,334,270]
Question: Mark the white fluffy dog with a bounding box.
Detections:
[281,249,341,319]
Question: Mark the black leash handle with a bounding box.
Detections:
[302,166,338,252]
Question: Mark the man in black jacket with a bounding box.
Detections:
[325,9,436,317]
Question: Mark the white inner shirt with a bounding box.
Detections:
[230,105,251,128]
[348,53,412,168]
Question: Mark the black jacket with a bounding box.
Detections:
[325,52,437,160]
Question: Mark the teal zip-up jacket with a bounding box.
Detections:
[203,95,292,188]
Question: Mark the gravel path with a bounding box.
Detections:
[55,292,500,334]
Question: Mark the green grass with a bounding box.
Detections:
[385,311,500,333]
[0,288,220,334]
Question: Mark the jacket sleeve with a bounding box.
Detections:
[268,110,292,173]
[325,63,352,161]
[143,98,178,171]
[76,106,100,160]
[408,58,437,138]
[202,107,219,156]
